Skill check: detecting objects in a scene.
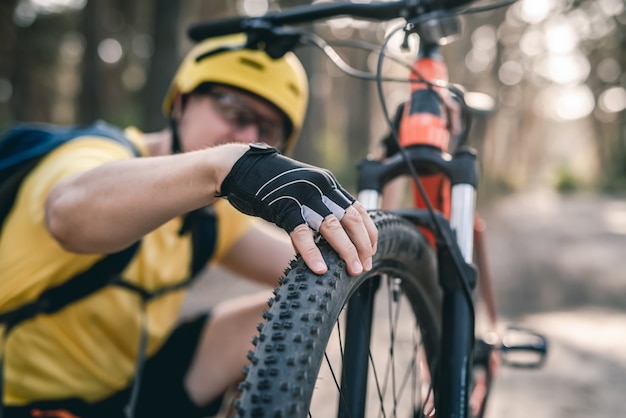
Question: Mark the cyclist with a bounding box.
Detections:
[0,34,376,418]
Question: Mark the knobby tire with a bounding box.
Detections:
[235,211,442,418]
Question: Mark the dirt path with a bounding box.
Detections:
[183,190,626,417]
[481,190,626,418]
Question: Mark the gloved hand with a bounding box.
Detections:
[219,143,354,232]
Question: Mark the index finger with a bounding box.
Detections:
[289,224,328,275]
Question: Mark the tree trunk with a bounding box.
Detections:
[0,0,19,126]
[78,0,103,124]
[142,0,181,131]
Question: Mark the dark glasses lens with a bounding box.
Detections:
[209,92,285,146]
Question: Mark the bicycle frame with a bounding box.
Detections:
[353,39,479,418]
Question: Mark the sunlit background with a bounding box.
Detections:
[0,0,624,195]
[1,1,626,417]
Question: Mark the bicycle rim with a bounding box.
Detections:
[235,211,442,418]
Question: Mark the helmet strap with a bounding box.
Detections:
[169,118,183,154]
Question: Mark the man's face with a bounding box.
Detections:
[177,85,287,151]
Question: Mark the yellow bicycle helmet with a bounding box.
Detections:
[163,34,309,152]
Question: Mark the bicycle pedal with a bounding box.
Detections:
[500,325,548,369]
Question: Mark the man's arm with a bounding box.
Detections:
[45,144,243,254]
[219,223,295,287]
[45,143,377,276]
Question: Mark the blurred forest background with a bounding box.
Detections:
[0,0,624,198]
[1,2,625,416]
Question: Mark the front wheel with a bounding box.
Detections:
[235,211,442,418]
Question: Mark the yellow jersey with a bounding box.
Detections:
[0,131,256,405]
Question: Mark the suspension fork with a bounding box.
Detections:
[356,142,478,418]
[438,147,478,418]
[439,144,479,417]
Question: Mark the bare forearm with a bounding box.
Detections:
[221,225,295,287]
[45,144,247,253]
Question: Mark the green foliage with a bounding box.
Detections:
[555,167,584,194]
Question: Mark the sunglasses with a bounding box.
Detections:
[206,90,286,147]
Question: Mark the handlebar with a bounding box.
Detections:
[188,0,477,41]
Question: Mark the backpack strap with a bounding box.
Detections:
[0,242,141,331]
[0,158,42,238]
[0,241,141,418]
[0,206,219,328]
[189,207,218,277]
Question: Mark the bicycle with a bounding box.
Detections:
[188,1,548,417]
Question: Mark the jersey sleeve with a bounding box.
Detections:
[0,137,139,309]
[25,136,138,229]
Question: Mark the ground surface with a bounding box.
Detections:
[480,190,626,418]
[183,190,626,417]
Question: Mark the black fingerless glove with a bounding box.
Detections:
[219,144,355,232]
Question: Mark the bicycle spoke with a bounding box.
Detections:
[354,278,388,418]
[324,351,352,418]
[377,276,397,416]
[375,277,393,418]
[394,335,422,415]
[377,277,404,416]
[371,277,431,418]
[383,286,428,417]
[367,343,388,418]
[387,277,400,416]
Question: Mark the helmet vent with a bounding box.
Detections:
[239,57,264,71]
[287,83,300,97]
